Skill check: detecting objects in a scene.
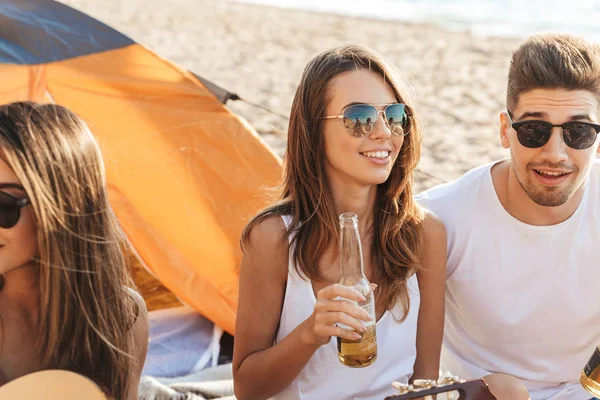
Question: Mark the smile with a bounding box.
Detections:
[534,169,569,177]
[360,151,390,159]
[532,169,572,186]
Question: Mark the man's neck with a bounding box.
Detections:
[491,160,586,226]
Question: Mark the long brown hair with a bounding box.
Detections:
[242,45,425,319]
[0,102,137,399]
[507,33,600,111]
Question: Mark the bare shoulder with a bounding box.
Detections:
[417,208,447,277]
[126,287,149,400]
[421,208,447,245]
[127,287,148,319]
[126,288,148,343]
[244,215,288,251]
[242,215,289,277]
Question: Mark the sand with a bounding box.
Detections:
[61,0,522,192]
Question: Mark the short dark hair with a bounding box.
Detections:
[507,33,600,112]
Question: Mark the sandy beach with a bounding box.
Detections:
[62,0,522,192]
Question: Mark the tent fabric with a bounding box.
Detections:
[0,0,133,64]
[0,0,283,335]
[0,0,236,104]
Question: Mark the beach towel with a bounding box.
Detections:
[139,364,235,400]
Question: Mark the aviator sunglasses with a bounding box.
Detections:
[508,111,600,150]
[320,103,412,137]
[0,191,30,229]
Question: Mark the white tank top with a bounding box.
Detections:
[416,159,600,400]
[273,215,420,400]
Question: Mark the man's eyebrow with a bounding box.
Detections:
[516,111,547,120]
[516,111,596,123]
[567,114,593,122]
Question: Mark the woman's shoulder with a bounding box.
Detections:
[241,215,290,283]
[244,214,289,252]
[126,288,147,319]
[416,207,447,252]
[125,287,149,349]
[126,288,148,341]
[123,288,148,400]
[421,208,446,234]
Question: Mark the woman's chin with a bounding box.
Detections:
[360,175,391,186]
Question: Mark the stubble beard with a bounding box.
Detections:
[511,158,580,207]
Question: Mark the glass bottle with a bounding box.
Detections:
[336,212,377,368]
[581,345,600,397]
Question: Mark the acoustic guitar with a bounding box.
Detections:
[0,370,107,399]
[385,376,497,400]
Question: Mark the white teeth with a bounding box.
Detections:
[536,170,565,176]
[362,151,390,159]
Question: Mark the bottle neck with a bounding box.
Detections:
[339,221,365,281]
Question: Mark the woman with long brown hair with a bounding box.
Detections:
[232,45,447,400]
[0,102,148,399]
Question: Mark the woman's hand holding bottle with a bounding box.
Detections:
[300,283,372,346]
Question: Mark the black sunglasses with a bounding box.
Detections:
[0,191,30,229]
[507,111,600,150]
[320,103,411,137]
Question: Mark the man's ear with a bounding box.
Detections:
[499,112,511,149]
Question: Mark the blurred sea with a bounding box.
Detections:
[230,0,600,43]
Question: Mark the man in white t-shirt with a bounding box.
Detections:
[417,33,600,400]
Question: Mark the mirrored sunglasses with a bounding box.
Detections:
[321,103,411,137]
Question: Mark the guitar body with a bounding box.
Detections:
[385,378,497,400]
[0,370,107,399]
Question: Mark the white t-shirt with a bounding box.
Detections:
[416,159,600,400]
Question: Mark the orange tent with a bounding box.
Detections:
[0,0,282,335]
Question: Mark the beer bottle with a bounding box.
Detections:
[581,345,600,397]
[336,212,377,368]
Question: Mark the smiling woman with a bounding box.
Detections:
[232,45,448,400]
[320,69,412,187]
[0,102,148,400]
